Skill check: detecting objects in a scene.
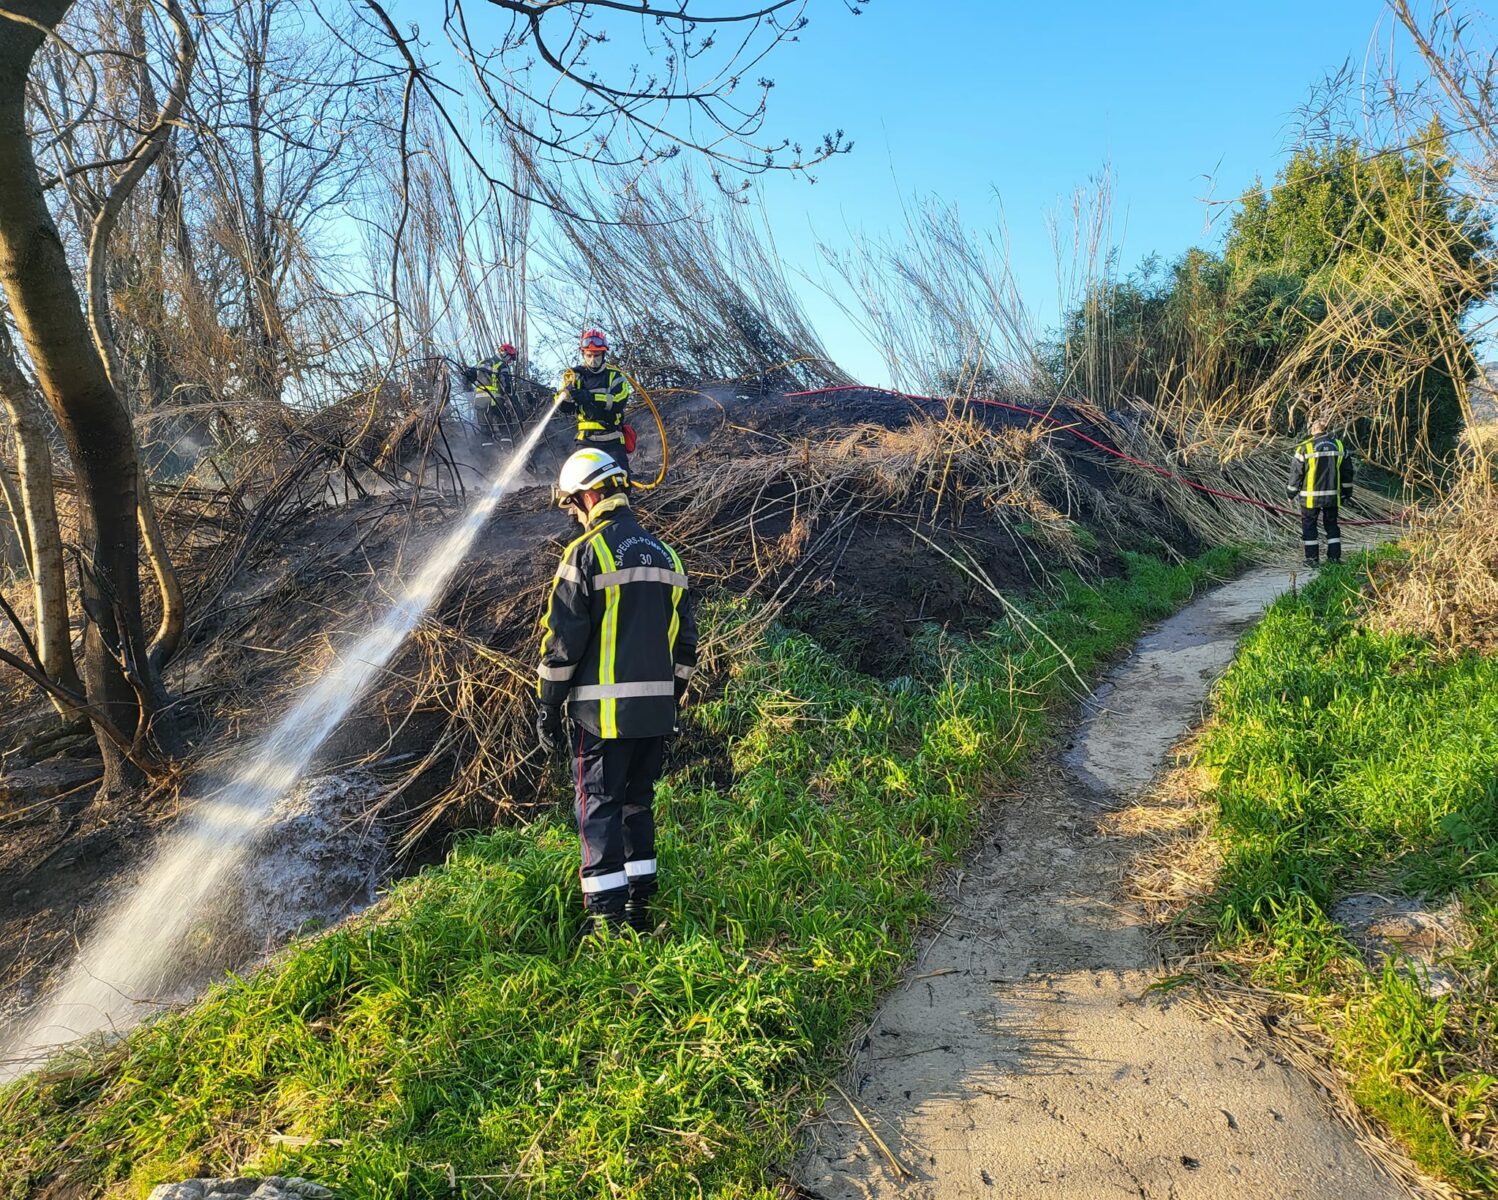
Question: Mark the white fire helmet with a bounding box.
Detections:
[554,447,627,506]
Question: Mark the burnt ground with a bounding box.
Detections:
[0,384,1202,1025]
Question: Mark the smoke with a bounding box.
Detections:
[0,398,564,1081]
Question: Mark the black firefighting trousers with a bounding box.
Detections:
[573,726,663,914]
[478,401,512,445]
[1300,505,1342,563]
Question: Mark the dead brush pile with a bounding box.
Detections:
[0,382,482,760]
[361,404,1192,852]
[1367,457,1498,651]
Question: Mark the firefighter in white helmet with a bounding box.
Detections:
[535,447,696,936]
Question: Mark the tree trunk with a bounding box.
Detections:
[86,0,193,675]
[243,16,286,410]
[0,454,30,574]
[0,3,166,789]
[0,320,82,706]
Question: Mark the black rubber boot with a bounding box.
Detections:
[624,897,653,935]
[583,908,625,943]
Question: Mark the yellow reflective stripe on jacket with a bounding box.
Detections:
[1301,437,1344,507]
[593,533,620,737]
[536,527,595,696]
[666,544,685,656]
[576,368,629,433]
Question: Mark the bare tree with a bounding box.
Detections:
[0,0,861,794]
[529,158,847,387]
[451,0,857,182]
[0,318,80,705]
[0,4,171,790]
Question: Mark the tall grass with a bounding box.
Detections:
[1197,558,1498,1191]
[0,550,1238,1199]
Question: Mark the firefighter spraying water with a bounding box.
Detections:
[4,332,677,1075]
[557,329,636,476]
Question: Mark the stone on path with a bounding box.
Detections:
[146,1177,333,1200]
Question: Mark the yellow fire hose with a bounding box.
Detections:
[559,356,835,492]
[618,368,669,491]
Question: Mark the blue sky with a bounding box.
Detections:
[734,1,1405,383]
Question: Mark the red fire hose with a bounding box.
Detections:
[782,385,1405,528]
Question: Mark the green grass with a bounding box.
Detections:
[1196,558,1498,1191]
[0,548,1240,1199]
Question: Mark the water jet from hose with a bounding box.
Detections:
[0,397,564,1082]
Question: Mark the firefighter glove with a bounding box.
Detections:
[536,702,565,755]
[1341,487,1353,503]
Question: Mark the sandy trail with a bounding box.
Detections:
[794,566,1409,1200]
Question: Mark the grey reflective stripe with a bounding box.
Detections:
[568,681,675,701]
[580,870,628,894]
[591,567,689,589]
[538,662,577,681]
[1300,489,1339,496]
[624,858,657,877]
[674,662,695,680]
[578,430,625,442]
[1326,538,1341,544]
[556,562,584,584]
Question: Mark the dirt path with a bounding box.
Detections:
[794,566,1409,1200]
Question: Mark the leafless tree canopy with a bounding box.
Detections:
[0,0,867,782]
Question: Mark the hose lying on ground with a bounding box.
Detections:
[783,385,1405,529]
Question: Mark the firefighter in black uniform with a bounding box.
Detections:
[1286,413,1356,565]
[535,447,696,935]
[557,329,634,476]
[466,344,520,445]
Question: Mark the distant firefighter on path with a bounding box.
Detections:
[1286,411,1356,565]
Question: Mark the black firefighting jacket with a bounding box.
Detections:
[475,358,515,407]
[1286,434,1356,510]
[560,364,631,442]
[537,495,696,738]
